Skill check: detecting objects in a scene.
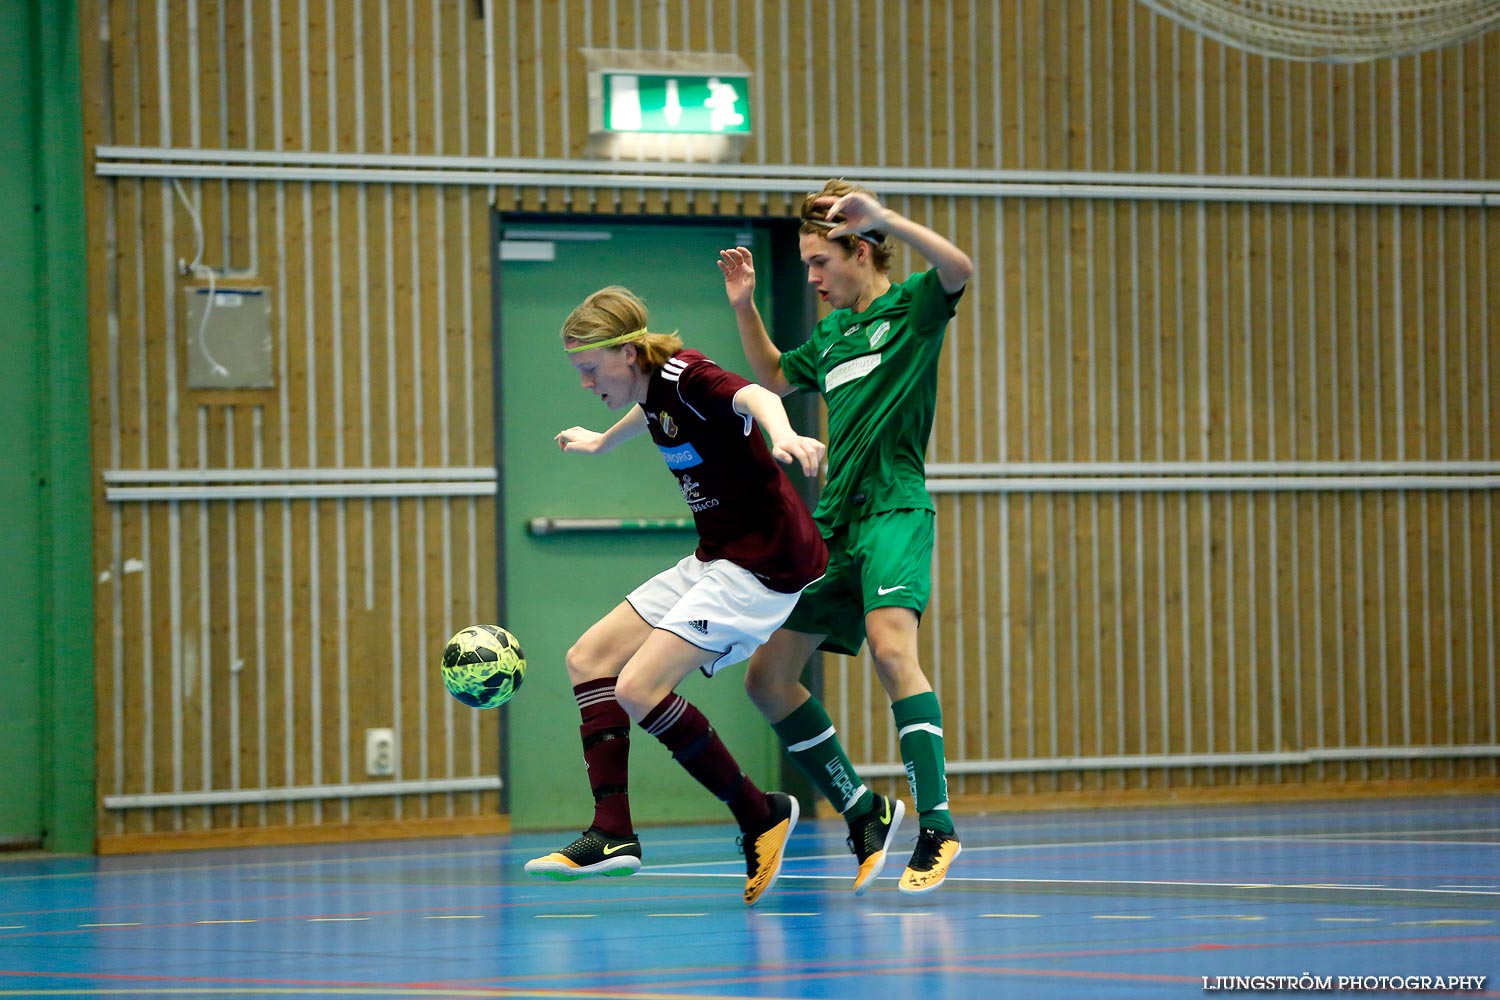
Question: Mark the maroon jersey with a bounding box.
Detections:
[641,349,827,593]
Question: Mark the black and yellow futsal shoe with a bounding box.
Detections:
[846,793,907,895]
[524,827,642,880]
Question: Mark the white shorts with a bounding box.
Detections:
[626,555,806,676]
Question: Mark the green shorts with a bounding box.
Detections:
[783,507,934,656]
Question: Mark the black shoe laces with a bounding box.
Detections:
[908,827,949,870]
[846,809,886,859]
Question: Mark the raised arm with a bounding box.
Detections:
[731,383,825,478]
[718,246,793,397]
[820,192,974,294]
[555,405,648,456]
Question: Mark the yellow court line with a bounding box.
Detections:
[982,913,1041,918]
[1092,915,1153,920]
[194,920,257,925]
[423,914,485,920]
[77,923,141,928]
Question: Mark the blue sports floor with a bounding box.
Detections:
[2,796,1497,999]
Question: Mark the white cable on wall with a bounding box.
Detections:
[171,177,228,378]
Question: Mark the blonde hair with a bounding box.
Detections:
[798,178,894,272]
[560,286,683,370]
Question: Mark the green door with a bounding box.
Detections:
[497,218,784,832]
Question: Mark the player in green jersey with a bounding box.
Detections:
[718,178,972,895]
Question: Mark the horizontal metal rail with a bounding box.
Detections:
[103,466,497,483]
[105,482,496,502]
[854,745,1500,779]
[926,475,1500,494]
[528,516,695,534]
[924,460,1500,477]
[91,146,1500,207]
[95,143,1500,193]
[103,776,502,810]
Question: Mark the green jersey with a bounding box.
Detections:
[780,268,964,530]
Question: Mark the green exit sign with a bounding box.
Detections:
[601,72,752,135]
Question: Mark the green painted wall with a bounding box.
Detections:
[0,0,94,853]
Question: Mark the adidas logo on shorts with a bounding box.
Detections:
[688,619,710,635]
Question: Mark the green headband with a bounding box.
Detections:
[563,328,648,353]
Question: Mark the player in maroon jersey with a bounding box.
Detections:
[523,285,828,907]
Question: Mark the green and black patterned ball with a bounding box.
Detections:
[440,624,526,709]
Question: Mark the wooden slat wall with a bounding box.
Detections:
[80,0,1499,845]
[84,0,501,844]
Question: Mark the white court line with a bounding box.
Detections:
[1286,883,1388,889]
[641,834,1282,870]
[718,829,1500,867]
[1242,826,1500,839]
[7,826,1491,884]
[636,870,1500,896]
[1231,836,1500,847]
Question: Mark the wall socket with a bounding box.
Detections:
[364,727,396,777]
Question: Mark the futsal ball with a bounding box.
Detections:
[441,624,526,709]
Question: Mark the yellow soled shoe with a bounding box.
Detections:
[847,794,907,896]
[524,827,642,881]
[739,792,800,906]
[897,827,961,895]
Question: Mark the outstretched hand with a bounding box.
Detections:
[555,426,605,455]
[769,434,826,478]
[815,191,887,240]
[718,246,756,309]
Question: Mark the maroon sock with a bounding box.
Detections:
[575,678,632,838]
[639,692,770,830]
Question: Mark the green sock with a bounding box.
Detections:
[892,692,954,835]
[773,697,875,818]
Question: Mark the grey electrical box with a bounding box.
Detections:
[184,287,275,389]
